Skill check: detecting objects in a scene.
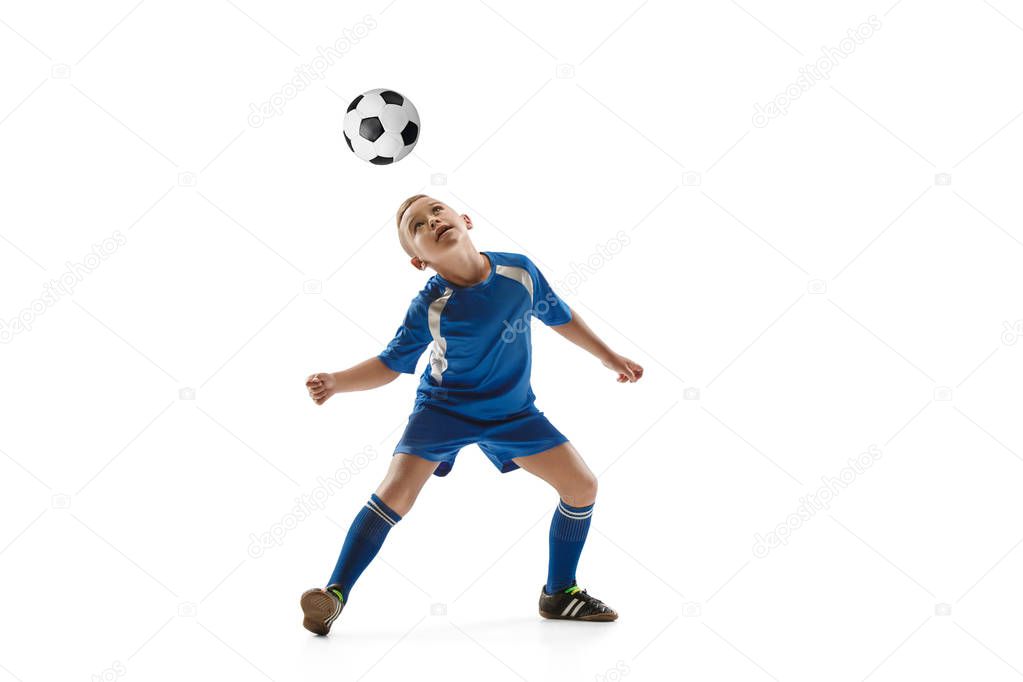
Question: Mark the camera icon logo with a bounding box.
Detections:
[178,602,197,617]
[303,279,323,294]
[682,601,701,617]
[683,387,701,400]
[431,173,447,186]
[51,64,71,79]
[430,602,447,616]
[681,171,702,187]
[179,387,196,400]
[807,279,827,294]
[934,602,951,616]
[556,64,575,79]
[933,386,952,402]
[934,173,952,186]
[177,172,197,187]
[51,493,71,509]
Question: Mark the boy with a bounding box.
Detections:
[300,194,644,635]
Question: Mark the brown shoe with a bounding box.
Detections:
[300,586,344,635]
[538,583,618,622]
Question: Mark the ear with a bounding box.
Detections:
[411,256,428,270]
[463,214,473,230]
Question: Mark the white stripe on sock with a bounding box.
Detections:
[366,498,394,519]
[367,499,397,524]
[561,598,578,616]
[365,501,395,526]
[558,504,593,519]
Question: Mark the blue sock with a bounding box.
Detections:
[327,493,402,601]
[546,499,594,594]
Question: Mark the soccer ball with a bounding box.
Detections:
[342,89,420,165]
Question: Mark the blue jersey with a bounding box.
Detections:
[377,251,572,421]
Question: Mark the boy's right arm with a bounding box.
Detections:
[306,357,400,405]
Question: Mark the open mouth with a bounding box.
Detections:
[436,225,453,241]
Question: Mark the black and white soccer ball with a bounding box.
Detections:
[342,89,420,165]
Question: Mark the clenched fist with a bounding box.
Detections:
[306,373,336,405]
[601,353,644,383]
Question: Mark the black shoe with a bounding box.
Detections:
[300,585,345,635]
[538,583,618,621]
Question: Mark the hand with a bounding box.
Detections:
[306,372,337,405]
[602,353,644,383]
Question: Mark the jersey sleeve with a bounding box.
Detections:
[525,257,572,326]
[377,293,433,374]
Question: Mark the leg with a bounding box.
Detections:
[375,452,441,515]
[513,442,598,594]
[327,453,439,600]
[512,441,598,507]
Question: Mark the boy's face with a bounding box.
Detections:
[400,196,473,268]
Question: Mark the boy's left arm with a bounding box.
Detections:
[549,308,644,383]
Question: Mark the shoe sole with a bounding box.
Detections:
[301,589,341,635]
[539,609,618,622]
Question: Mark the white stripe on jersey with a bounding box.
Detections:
[428,287,454,384]
[495,265,534,303]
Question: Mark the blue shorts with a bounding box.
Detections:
[393,403,569,477]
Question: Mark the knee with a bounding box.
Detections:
[375,478,425,517]
[375,485,415,517]
[375,455,436,517]
[560,473,598,508]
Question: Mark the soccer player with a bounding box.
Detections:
[300,195,644,635]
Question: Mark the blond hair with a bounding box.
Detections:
[395,193,430,257]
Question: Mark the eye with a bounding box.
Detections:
[432,206,441,213]
[413,222,423,230]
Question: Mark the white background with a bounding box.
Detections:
[2,1,1023,680]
